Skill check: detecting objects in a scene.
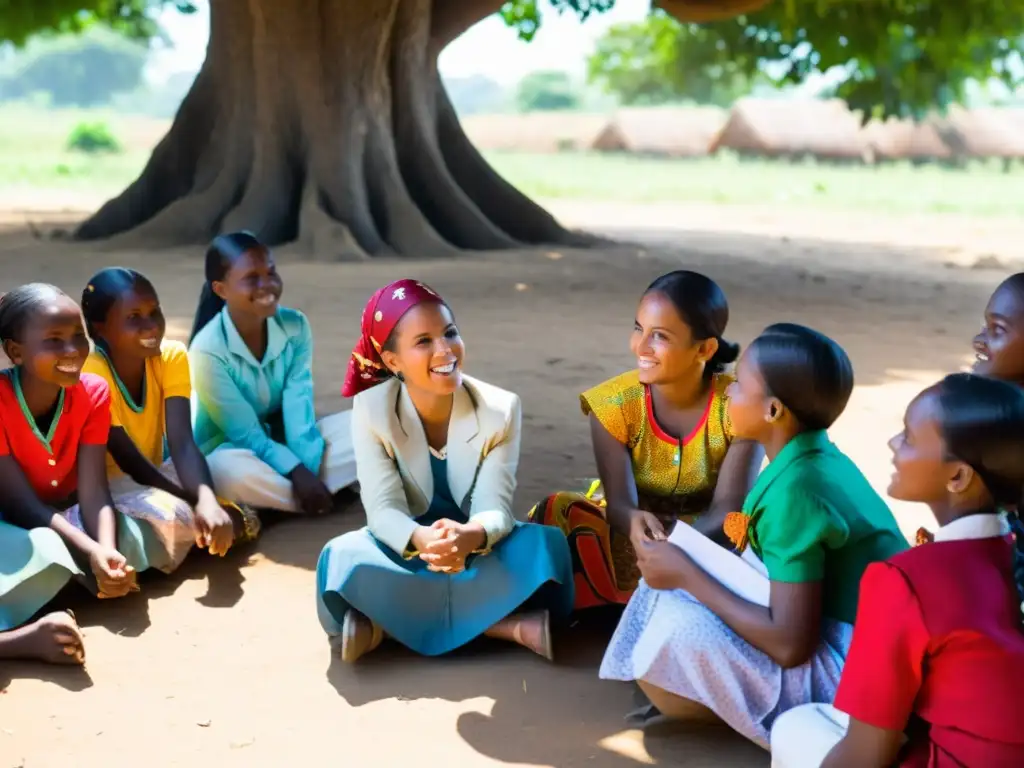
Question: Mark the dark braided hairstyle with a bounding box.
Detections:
[644,270,740,380]
[933,373,1024,616]
[190,231,265,345]
[80,268,157,351]
[747,323,855,431]
[0,283,69,346]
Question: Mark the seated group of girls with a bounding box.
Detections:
[1,231,1021,767]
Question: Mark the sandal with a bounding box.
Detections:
[339,609,383,663]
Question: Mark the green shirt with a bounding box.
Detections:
[744,430,907,625]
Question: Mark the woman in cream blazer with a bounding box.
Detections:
[316,279,573,662]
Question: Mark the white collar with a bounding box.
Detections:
[933,513,1010,543]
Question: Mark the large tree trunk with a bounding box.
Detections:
[74,0,593,257]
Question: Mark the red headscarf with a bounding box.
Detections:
[342,279,446,397]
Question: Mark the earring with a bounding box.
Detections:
[765,403,780,423]
[395,371,405,383]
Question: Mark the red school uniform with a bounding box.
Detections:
[0,370,111,504]
[834,514,1024,767]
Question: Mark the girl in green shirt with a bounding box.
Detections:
[600,323,906,749]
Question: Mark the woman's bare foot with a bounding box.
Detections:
[333,609,383,663]
[485,610,553,661]
[0,611,85,665]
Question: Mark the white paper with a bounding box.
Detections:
[666,522,771,607]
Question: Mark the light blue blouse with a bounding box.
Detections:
[189,306,323,477]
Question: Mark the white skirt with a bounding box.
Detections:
[600,580,852,749]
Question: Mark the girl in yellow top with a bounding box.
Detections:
[81,268,258,573]
[529,271,763,610]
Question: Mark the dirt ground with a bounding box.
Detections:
[0,197,1019,768]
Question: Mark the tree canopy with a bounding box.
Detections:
[0,0,195,46]
[516,70,581,110]
[0,26,148,106]
[505,0,1024,117]
[2,1,1022,117]
[586,11,764,107]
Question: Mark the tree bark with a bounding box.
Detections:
[74,0,586,257]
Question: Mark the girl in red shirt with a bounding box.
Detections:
[0,284,137,665]
[771,373,1024,767]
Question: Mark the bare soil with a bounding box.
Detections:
[0,198,1017,767]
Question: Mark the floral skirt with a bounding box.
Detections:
[600,581,852,749]
[528,483,700,611]
[528,487,640,610]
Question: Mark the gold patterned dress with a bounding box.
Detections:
[528,370,734,610]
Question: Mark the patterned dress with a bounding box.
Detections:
[600,430,907,749]
[529,371,734,610]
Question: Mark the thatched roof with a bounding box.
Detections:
[861,117,952,162]
[709,98,870,161]
[458,112,611,153]
[591,106,728,157]
[936,107,1024,159]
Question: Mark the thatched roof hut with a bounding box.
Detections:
[860,117,952,162]
[709,98,870,161]
[458,112,611,153]
[590,106,728,157]
[936,107,1024,160]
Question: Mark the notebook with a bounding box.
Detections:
[666,522,771,607]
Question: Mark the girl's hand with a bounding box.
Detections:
[290,465,333,515]
[636,540,691,591]
[629,509,667,551]
[88,545,138,599]
[194,496,235,556]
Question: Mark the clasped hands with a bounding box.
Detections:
[411,519,487,574]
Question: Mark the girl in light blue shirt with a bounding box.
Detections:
[188,232,356,514]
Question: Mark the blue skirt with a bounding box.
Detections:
[0,520,82,631]
[316,521,574,656]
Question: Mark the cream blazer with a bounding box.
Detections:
[350,373,521,555]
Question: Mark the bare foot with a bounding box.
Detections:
[0,611,85,665]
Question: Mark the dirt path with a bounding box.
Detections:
[0,201,1017,767]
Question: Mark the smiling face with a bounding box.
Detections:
[973,280,1024,383]
[212,247,283,322]
[887,389,962,505]
[4,293,90,388]
[92,283,166,361]
[630,290,717,386]
[381,303,464,397]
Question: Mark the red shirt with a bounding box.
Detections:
[835,535,1024,767]
[0,371,111,503]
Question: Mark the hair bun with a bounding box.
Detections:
[712,338,740,365]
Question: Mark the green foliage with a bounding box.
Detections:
[516,70,581,111]
[4,0,1019,118]
[66,120,121,153]
[0,26,147,107]
[500,0,1024,118]
[0,0,196,46]
[587,11,765,106]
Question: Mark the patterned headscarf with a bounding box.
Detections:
[341,279,446,397]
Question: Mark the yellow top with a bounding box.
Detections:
[580,370,734,523]
[82,340,192,477]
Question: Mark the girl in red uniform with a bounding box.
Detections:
[771,373,1024,767]
[0,284,137,665]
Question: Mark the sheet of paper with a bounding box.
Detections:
[666,522,771,607]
